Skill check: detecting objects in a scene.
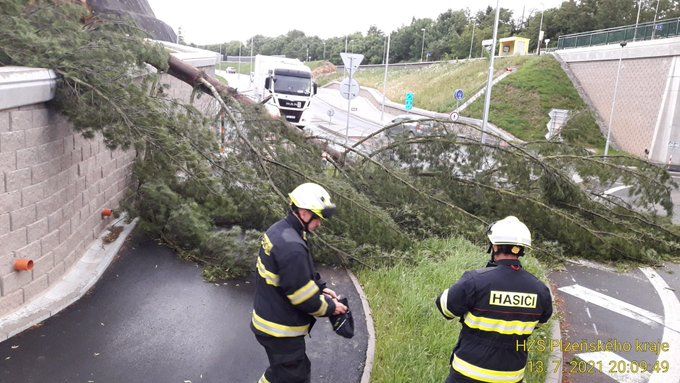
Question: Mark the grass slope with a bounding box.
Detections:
[357,237,552,383]
[317,56,532,113]
[462,55,604,148]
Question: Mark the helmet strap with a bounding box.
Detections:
[291,206,313,233]
[487,243,496,266]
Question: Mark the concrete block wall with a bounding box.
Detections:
[568,57,671,156]
[556,37,680,164]
[0,105,135,316]
[0,42,220,317]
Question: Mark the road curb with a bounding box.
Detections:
[0,216,138,341]
[346,269,376,383]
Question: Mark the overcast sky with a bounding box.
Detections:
[146,0,564,45]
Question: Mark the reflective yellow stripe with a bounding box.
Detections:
[452,354,525,383]
[261,234,273,256]
[440,288,455,318]
[287,280,319,305]
[258,373,270,383]
[256,257,280,286]
[251,311,309,337]
[464,312,538,335]
[310,296,329,317]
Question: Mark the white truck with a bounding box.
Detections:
[252,55,317,128]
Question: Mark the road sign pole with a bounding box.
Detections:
[345,57,353,146]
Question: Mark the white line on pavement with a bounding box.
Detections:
[566,258,617,272]
[592,322,599,335]
[604,185,632,195]
[639,267,680,383]
[575,351,650,383]
[558,284,664,327]
[585,307,592,319]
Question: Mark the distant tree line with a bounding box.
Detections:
[195,0,680,65]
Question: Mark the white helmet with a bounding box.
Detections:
[486,216,531,247]
[289,183,337,220]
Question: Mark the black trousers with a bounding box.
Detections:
[255,334,311,383]
[445,368,523,383]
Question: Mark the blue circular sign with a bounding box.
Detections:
[454,89,464,101]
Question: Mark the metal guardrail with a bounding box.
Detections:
[557,17,680,49]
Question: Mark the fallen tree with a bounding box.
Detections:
[1,1,677,279]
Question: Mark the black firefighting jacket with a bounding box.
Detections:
[251,213,336,338]
[436,259,553,383]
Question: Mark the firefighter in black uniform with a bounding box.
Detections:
[435,216,553,383]
[252,183,348,383]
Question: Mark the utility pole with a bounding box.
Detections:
[323,41,326,60]
[345,35,348,52]
[481,0,501,144]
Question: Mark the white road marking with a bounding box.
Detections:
[567,258,617,272]
[558,284,664,327]
[592,322,599,335]
[575,351,649,383]
[571,276,577,282]
[640,267,680,383]
[604,185,632,195]
[585,307,592,319]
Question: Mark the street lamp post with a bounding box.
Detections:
[633,0,642,41]
[250,37,254,79]
[381,33,391,123]
[481,0,501,144]
[536,8,544,55]
[469,19,476,60]
[652,0,661,39]
[604,42,627,157]
[238,42,242,75]
[420,28,426,62]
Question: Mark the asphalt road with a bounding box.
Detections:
[0,232,367,383]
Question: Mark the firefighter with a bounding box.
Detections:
[435,216,553,383]
[252,183,348,383]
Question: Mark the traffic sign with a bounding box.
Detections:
[405,92,414,111]
[340,53,364,77]
[454,89,464,101]
[340,78,360,100]
[449,111,459,122]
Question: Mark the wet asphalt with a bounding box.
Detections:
[0,232,367,383]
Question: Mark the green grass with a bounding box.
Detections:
[217,62,252,75]
[316,56,532,113]
[357,237,552,383]
[462,56,604,148]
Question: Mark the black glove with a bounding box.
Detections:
[329,296,354,339]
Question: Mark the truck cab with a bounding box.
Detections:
[253,55,317,128]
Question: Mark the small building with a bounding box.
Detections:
[499,37,531,56]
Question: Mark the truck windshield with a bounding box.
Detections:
[274,75,311,96]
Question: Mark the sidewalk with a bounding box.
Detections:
[0,232,368,383]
